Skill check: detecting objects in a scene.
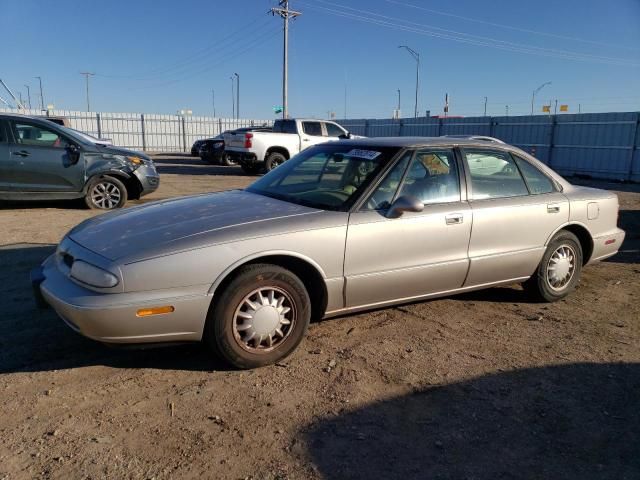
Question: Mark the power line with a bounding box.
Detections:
[384,0,640,52]
[299,1,640,67]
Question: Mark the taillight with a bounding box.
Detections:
[244,133,253,148]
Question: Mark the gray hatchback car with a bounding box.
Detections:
[33,137,624,369]
[0,114,159,209]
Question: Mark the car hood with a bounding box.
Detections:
[68,190,321,262]
[94,144,151,161]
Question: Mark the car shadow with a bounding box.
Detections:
[0,243,228,374]
[300,362,640,479]
[151,155,255,177]
[608,209,640,265]
[0,198,87,210]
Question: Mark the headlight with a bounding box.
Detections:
[70,261,119,288]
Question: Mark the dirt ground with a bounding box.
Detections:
[0,154,638,480]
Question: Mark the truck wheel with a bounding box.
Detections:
[241,164,261,175]
[204,264,311,369]
[265,152,287,171]
[85,176,128,210]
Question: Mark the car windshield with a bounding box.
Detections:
[246,144,401,211]
[57,126,98,146]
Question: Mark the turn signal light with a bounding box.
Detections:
[605,239,616,245]
[136,306,175,317]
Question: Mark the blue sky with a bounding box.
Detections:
[2,0,639,119]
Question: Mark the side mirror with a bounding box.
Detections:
[339,131,352,139]
[385,195,424,219]
[66,144,81,164]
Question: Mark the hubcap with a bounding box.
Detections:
[91,182,121,209]
[232,287,295,352]
[546,244,576,291]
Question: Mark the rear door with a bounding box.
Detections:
[300,121,326,151]
[461,148,569,286]
[0,119,13,190]
[8,120,84,192]
[344,148,471,308]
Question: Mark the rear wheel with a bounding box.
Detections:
[85,176,128,210]
[265,151,287,172]
[204,264,311,369]
[523,230,583,302]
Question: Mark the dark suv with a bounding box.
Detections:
[0,114,159,209]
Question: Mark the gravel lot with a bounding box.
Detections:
[1,154,638,479]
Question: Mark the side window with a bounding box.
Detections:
[364,151,412,210]
[512,154,555,194]
[302,121,322,136]
[13,122,67,148]
[0,121,7,143]
[464,149,528,200]
[272,120,296,134]
[325,122,345,138]
[397,149,461,204]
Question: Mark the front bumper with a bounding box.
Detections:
[133,164,160,197]
[32,254,211,344]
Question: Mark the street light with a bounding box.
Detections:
[24,84,31,109]
[531,81,552,115]
[35,76,44,111]
[234,73,240,119]
[230,76,235,119]
[398,45,420,118]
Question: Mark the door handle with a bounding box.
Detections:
[12,150,30,157]
[547,204,560,213]
[445,213,464,225]
[302,138,310,142]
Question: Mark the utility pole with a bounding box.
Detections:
[506,105,509,116]
[80,72,95,112]
[212,89,216,117]
[271,1,302,119]
[230,76,235,119]
[398,45,420,118]
[35,76,44,111]
[579,103,582,114]
[484,96,488,116]
[531,81,551,115]
[397,89,401,112]
[234,73,240,119]
[24,84,31,109]
[554,99,558,115]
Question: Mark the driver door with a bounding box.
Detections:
[344,148,472,308]
[8,120,84,192]
[299,121,326,152]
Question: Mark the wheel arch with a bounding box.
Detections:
[208,252,329,321]
[84,171,142,200]
[265,146,290,160]
[545,222,594,265]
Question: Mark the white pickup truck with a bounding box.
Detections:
[224,118,353,174]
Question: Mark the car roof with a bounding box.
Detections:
[336,136,513,148]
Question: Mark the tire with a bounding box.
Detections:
[220,153,237,167]
[241,164,261,175]
[85,175,128,210]
[523,230,583,302]
[204,264,311,369]
[265,151,287,172]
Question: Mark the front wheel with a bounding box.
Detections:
[523,230,583,302]
[85,176,128,210]
[204,264,311,369]
[220,153,237,167]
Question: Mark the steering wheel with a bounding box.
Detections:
[499,163,517,175]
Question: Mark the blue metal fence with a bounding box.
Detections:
[338,112,640,182]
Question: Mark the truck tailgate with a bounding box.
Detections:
[223,131,247,149]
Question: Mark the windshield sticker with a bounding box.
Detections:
[346,149,382,160]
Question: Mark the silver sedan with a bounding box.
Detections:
[33,137,625,368]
